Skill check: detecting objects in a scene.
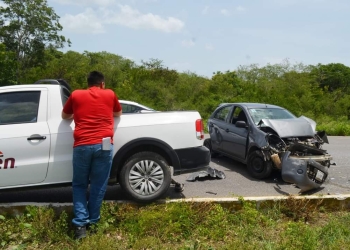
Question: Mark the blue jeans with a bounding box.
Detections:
[72,143,113,227]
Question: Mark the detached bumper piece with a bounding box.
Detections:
[187,167,226,182]
[281,151,329,193]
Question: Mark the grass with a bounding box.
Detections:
[0,197,350,249]
[317,120,350,136]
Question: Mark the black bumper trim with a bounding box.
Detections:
[173,146,211,176]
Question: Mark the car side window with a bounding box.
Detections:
[213,106,232,122]
[121,103,143,113]
[230,106,247,124]
[0,91,41,125]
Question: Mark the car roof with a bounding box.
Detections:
[119,100,154,110]
[218,102,284,109]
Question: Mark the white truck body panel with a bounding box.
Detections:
[0,84,208,191]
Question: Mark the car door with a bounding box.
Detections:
[221,106,249,160]
[0,88,50,187]
[208,105,233,153]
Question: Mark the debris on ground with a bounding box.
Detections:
[171,178,184,192]
[186,167,226,182]
[206,191,217,195]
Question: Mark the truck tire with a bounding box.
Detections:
[204,138,219,158]
[119,151,171,203]
[247,150,272,179]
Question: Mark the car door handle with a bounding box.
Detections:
[27,135,47,141]
[225,128,229,132]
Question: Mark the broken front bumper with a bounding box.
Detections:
[281,151,330,193]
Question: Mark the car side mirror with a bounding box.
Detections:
[236,121,248,128]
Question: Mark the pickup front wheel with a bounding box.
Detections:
[119,151,171,203]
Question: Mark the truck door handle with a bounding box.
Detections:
[27,135,46,141]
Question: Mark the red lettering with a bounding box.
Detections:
[0,158,2,169]
[4,158,15,169]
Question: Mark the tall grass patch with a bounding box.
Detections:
[0,198,350,249]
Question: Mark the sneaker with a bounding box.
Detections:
[75,226,87,240]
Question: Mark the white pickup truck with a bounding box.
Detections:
[0,80,210,202]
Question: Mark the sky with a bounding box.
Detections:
[46,0,350,77]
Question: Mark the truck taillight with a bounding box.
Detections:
[195,119,204,140]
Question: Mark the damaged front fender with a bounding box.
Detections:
[281,151,329,193]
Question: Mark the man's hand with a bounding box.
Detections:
[62,111,74,120]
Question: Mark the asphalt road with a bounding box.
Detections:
[0,136,349,203]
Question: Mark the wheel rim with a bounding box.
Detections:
[128,159,164,195]
[251,157,264,173]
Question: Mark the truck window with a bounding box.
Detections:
[0,91,41,125]
[61,86,70,105]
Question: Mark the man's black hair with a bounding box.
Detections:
[87,71,105,87]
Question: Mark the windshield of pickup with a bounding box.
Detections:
[248,108,296,124]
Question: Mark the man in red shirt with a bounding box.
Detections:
[62,71,122,240]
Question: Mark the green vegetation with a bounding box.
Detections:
[1,0,350,134]
[1,198,350,249]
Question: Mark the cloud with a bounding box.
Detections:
[220,9,230,16]
[61,5,184,34]
[220,6,246,16]
[236,6,246,12]
[128,0,158,3]
[205,44,214,50]
[202,6,209,15]
[181,39,195,47]
[269,0,323,7]
[106,5,184,33]
[61,8,105,34]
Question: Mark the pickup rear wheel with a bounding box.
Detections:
[204,138,219,158]
[247,150,272,179]
[119,151,171,203]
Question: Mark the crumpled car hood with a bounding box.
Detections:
[261,116,317,138]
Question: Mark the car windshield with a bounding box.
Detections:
[248,108,296,124]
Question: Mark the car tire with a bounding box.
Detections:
[204,138,219,158]
[119,151,171,203]
[247,150,272,179]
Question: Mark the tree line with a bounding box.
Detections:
[1,0,350,134]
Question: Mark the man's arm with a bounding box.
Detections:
[113,110,122,117]
[62,111,74,120]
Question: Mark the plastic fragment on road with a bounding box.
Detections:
[186,167,226,182]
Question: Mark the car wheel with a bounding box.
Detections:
[247,150,272,179]
[204,138,219,158]
[119,151,171,203]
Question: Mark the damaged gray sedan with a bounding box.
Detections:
[205,103,333,192]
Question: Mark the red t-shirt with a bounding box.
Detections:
[63,86,122,147]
